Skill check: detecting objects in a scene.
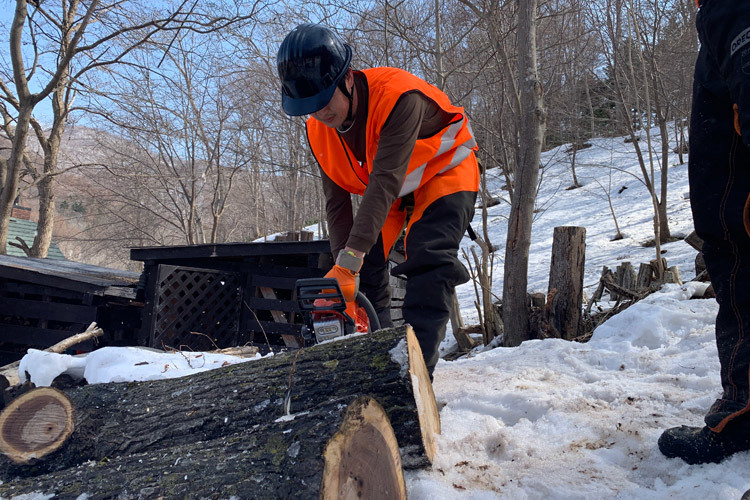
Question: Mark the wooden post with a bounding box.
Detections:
[547,227,586,340]
[530,293,546,309]
[650,257,668,281]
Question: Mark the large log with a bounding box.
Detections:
[0,395,407,499]
[0,325,437,481]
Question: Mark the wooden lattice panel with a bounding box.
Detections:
[152,265,241,351]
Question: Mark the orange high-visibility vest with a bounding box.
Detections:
[306,67,479,253]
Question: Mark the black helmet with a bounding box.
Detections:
[277,24,352,116]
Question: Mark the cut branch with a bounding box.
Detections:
[0,322,103,386]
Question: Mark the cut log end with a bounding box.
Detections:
[406,325,440,462]
[321,397,407,500]
[0,387,74,464]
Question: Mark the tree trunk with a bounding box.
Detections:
[0,325,437,481]
[0,107,33,255]
[547,227,586,340]
[0,395,407,500]
[503,0,545,347]
[30,174,55,258]
[657,117,672,242]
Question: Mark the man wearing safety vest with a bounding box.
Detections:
[658,0,750,464]
[276,23,479,378]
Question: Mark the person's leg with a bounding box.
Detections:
[391,190,476,376]
[358,234,394,329]
[659,0,750,464]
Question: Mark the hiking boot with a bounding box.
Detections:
[658,424,750,464]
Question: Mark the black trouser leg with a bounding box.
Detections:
[359,234,393,329]
[690,1,750,430]
[392,191,476,375]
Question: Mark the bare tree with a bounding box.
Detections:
[590,0,696,252]
[0,0,262,257]
[501,0,546,347]
[68,30,268,252]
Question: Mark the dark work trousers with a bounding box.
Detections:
[360,191,476,376]
[359,233,395,330]
[690,0,750,432]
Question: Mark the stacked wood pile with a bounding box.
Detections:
[0,325,437,499]
[576,232,712,339]
[590,257,684,305]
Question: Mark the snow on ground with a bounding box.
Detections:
[13,126,750,499]
[411,283,750,499]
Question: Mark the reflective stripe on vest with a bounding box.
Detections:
[400,118,477,196]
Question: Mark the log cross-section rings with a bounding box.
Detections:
[0,387,75,464]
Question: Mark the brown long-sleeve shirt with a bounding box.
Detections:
[321,71,454,256]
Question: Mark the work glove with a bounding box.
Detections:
[323,264,360,303]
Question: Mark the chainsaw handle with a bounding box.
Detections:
[296,278,347,312]
[355,290,380,332]
[296,278,381,334]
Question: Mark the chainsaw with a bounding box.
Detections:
[295,278,380,345]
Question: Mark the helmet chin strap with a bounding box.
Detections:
[338,78,354,127]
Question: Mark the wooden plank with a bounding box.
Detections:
[130,240,331,262]
[0,264,136,297]
[248,274,299,290]
[243,262,326,279]
[0,297,96,323]
[258,287,287,323]
[684,231,704,252]
[0,265,112,295]
[0,281,86,301]
[0,255,139,288]
[0,324,92,349]
[100,286,137,300]
[242,296,297,312]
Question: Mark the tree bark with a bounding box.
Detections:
[0,395,407,500]
[30,174,55,258]
[503,0,546,347]
[547,227,586,340]
[0,325,437,481]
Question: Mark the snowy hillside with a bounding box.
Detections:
[454,129,697,324]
